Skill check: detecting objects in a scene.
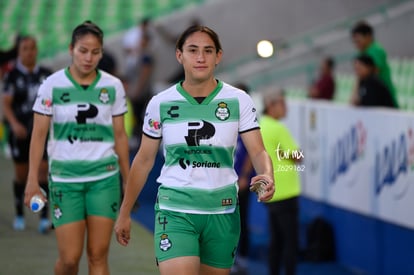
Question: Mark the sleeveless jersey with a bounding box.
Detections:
[3,61,52,130]
[32,68,127,183]
[143,81,259,214]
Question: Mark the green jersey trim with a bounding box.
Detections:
[157,184,238,213]
[52,86,116,105]
[159,98,240,123]
[64,67,102,91]
[50,155,119,180]
[176,80,223,105]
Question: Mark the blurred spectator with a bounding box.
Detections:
[231,82,255,275]
[308,57,335,100]
[127,33,154,150]
[351,21,398,107]
[122,17,151,80]
[260,89,302,275]
[98,48,117,76]
[351,55,396,108]
[2,35,52,232]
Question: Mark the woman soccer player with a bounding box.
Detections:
[115,25,274,275]
[2,35,52,232]
[24,21,129,275]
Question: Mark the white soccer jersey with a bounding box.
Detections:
[33,68,127,183]
[143,81,259,214]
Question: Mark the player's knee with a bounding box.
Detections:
[57,256,80,272]
[87,248,108,266]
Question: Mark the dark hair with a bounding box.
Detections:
[141,17,151,26]
[325,57,335,69]
[71,20,104,47]
[351,21,374,37]
[18,35,37,47]
[355,54,375,68]
[176,25,222,53]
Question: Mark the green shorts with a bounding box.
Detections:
[154,204,240,269]
[49,173,121,228]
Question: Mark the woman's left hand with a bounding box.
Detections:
[250,174,275,202]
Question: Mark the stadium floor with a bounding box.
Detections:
[0,155,158,275]
[0,153,359,275]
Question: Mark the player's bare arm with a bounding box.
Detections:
[113,115,130,191]
[240,129,274,201]
[24,113,51,207]
[115,134,161,246]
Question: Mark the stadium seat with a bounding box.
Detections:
[0,0,205,59]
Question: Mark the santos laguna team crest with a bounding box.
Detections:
[99,88,110,104]
[215,101,230,121]
[159,234,172,251]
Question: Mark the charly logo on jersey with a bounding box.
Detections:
[167,105,179,118]
[60,92,70,103]
[159,234,172,251]
[252,107,258,122]
[215,102,230,121]
[99,88,110,104]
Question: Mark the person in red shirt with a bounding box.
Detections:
[308,57,336,100]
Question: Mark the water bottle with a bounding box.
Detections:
[30,188,47,213]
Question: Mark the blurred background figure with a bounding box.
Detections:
[98,48,118,76]
[351,54,396,108]
[2,35,52,233]
[231,82,255,275]
[351,21,398,108]
[308,57,336,100]
[127,33,154,150]
[122,17,151,82]
[260,89,302,275]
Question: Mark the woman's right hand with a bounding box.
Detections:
[12,122,28,139]
[114,214,131,246]
[24,181,45,208]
